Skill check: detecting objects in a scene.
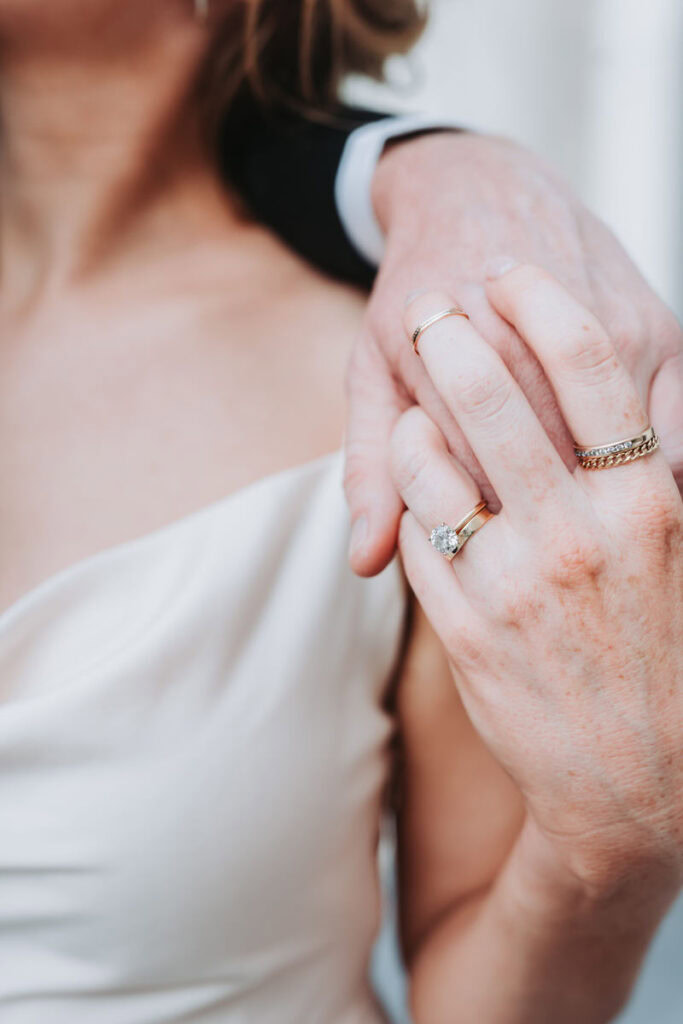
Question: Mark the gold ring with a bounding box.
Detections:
[430,501,494,561]
[573,425,659,470]
[411,306,469,355]
[453,499,487,533]
[456,506,495,553]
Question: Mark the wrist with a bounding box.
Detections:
[506,816,679,939]
[486,821,673,1023]
[371,130,570,240]
[371,129,467,235]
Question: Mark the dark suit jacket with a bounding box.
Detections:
[220,102,386,289]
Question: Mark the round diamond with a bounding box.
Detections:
[430,523,459,556]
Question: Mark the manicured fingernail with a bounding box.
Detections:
[486,257,518,280]
[349,515,368,560]
[404,288,429,308]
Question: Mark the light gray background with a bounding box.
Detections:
[346,0,683,318]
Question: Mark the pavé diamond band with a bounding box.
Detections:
[430,501,494,561]
[573,425,659,470]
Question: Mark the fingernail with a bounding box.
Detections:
[349,515,368,560]
[486,257,518,280]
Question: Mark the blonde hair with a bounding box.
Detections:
[201,0,427,132]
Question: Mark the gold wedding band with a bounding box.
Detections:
[573,425,659,470]
[456,506,495,552]
[453,499,487,534]
[430,501,494,561]
[412,306,470,355]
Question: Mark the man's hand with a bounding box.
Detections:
[344,131,683,576]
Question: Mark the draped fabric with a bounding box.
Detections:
[0,451,407,1023]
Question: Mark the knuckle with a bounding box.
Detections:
[501,262,548,295]
[561,328,620,384]
[404,286,442,313]
[491,571,543,629]
[543,528,607,589]
[456,369,515,425]
[496,263,552,312]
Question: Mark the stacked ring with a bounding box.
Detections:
[430,501,494,561]
[573,425,659,470]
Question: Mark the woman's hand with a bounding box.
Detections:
[390,264,683,911]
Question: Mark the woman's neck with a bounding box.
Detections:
[0,7,244,309]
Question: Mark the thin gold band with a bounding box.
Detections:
[412,306,469,354]
[456,506,495,554]
[453,499,487,534]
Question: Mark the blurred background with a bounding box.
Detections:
[346,0,683,319]
[348,1,683,1020]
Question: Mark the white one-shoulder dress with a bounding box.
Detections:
[0,450,408,1024]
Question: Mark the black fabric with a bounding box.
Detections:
[219,101,386,288]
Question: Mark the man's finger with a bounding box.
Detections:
[344,332,408,577]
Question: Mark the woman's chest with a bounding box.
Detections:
[0,293,352,615]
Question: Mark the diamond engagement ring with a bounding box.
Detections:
[430,500,493,561]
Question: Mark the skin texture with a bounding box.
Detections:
[0,2,361,614]
[392,266,683,1022]
[0,20,515,1017]
[344,132,683,576]
[1,5,679,1021]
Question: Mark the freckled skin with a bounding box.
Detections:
[394,264,683,909]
